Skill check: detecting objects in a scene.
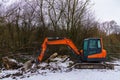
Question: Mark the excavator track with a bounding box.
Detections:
[70,63,114,69]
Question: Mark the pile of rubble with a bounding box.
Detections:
[0,53,74,79]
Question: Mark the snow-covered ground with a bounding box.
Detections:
[0,58,120,80]
[21,68,120,80]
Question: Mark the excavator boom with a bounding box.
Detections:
[38,37,80,62]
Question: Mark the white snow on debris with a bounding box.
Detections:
[9,59,18,63]
[1,59,120,80]
[48,56,74,68]
[0,70,18,77]
[40,63,48,67]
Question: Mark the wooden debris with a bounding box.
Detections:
[21,59,35,71]
[45,53,58,63]
[49,53,58,59]
[2,56,22,69]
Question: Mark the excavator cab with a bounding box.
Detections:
[82,38,106,62]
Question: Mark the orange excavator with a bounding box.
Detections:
[37,37,113,69]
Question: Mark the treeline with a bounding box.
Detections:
[0,0,120,55]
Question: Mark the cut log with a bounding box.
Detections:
[21,59,35,71]
[45,53,58,63]
[2,56,22,69]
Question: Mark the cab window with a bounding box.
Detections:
[83,40,88,51]
[98,40,101,48]
[89,40,97,49]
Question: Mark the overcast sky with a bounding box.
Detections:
[92,0,120,25]
[1,0,120,25]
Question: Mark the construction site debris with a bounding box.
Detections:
[20,59,35,71]
[2,56,23,69]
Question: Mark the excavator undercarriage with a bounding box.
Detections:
[70,62,114,69]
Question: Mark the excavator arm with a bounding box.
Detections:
[37,37,80,62]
